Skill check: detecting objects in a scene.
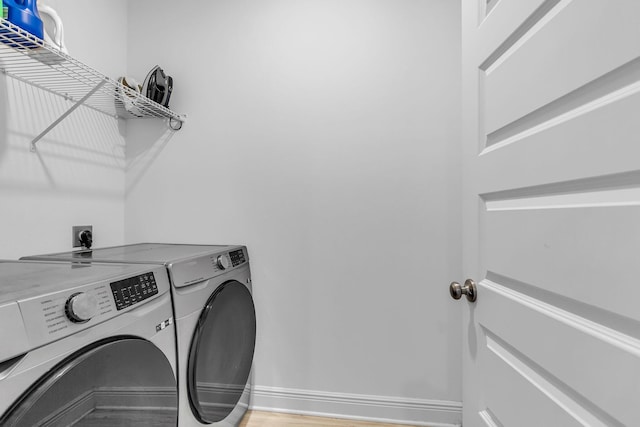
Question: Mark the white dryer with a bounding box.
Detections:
[24,244,257,427]
[0,260,178,426]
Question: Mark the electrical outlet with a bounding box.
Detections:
[72,225,93,248]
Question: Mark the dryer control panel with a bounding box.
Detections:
[170,246,249,288]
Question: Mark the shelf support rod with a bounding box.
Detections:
[31,79,107,152]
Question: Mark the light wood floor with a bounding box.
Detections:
[240,411,419,427]
[74,409,419,426]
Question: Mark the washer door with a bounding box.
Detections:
[188,280,257,423]
[0,337,177,427]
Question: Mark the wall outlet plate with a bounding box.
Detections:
[72,225,92,248]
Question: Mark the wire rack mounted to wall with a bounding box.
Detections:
[0,18,185,151]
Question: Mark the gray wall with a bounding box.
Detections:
[125,0,462,422]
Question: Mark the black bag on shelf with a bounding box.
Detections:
[141,65,173,108]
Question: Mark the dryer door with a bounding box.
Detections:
[0,337,177,427]
[188,280,257,423]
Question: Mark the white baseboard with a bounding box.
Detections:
[250,385,462,427]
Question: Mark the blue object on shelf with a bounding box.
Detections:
[1,0,43,48]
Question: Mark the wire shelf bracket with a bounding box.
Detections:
[30,79,106,152]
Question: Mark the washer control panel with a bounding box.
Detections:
[110,273,158,310]
[23,281,113,339]
[18,269,167,349]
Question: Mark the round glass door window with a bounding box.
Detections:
[188,280,257,423]
[1,338,177,426]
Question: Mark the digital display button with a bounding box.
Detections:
[229,249,246,267]
[110,273,158,310]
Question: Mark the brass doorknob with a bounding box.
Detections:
[449,279,477,302]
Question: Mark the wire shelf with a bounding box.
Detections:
[0,18,185,150]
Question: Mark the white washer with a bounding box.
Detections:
[24,244,256,427]
[0,260,178,426]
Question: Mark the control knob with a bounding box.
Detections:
[216,254,230,270]
[65,292,98,323]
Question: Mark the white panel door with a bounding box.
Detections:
[461,1,640,426]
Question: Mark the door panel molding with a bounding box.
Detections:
[483,331,617,427]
